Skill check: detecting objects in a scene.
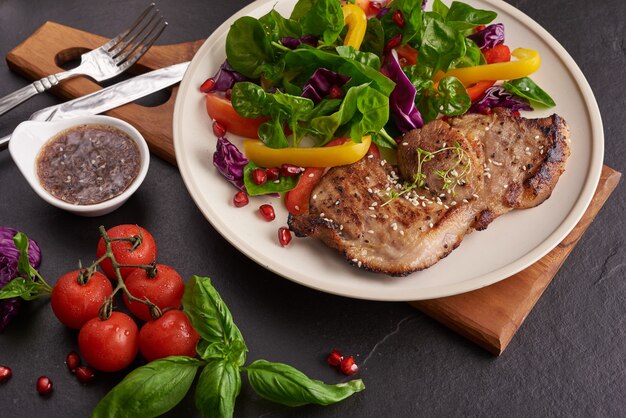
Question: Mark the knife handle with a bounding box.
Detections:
[0,75,64,116]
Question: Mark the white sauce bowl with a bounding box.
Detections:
[9,115,150,217]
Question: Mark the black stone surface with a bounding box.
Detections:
[0,0,624,417]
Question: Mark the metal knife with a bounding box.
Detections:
[0,61,189,150]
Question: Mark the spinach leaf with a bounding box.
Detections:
[432,0,450,18]
[259,9,302,42]
[259,118,290,149]
[380,0,423,46]
[226,16,275,78]
[243,162,300,195]
[336,45,381,69]
[503,77,556,107]
[445,1,497,30]
[305,98,343,121]
[246,360,365,407]
[360,18,385,58]
[295,0,344,45]
[182,276,246,347]
[92,357,202,418]
[195,359,241,418]
[290,0,315,20]
[419,16,466,74]
[403,64,435,96]
[231,82,270,118]
[310,83,389,144]
[451,38,483,68]
[418,76,470,122]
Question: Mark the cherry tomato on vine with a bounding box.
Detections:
[123,264,185,322]
[51,270,113,329]
[139,310,200,362]
[96,225,157,280]
[78,312,139,372]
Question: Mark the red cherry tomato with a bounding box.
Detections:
[78,312,139,372]
[205,93,268,138]
[51,271,113,329]
[139,310,200,362]
[123,264,185,322]
[96,225,157,281]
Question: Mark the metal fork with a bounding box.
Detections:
[0,3,167,116]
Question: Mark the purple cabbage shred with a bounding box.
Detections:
[469,86,533,114]
[468,23,505,50]
[280,34,318,49]
[301,68,351,104]
[211,61,249,92]
[0,227,42,332]
[381,50,423,134]
[213,137,249,191]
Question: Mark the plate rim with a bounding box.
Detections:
[173,0,604,301]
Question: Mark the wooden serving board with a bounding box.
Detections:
[6,23,621,355]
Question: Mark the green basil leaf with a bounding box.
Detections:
[445,1,497,28]
[226,17,275,78]
[195,359,241,418]
[336,45,380,70]
[243,162,299,195]
[360,18,384,57]
[197,339,247,367]
[13,232,38,278]
[246,360,365,407]
[503,77,556,107]
[182,276,246,348]
[91,357,202,418]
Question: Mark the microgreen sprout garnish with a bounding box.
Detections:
[382,142,472,206]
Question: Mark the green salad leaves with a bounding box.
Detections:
[92,276,364,418]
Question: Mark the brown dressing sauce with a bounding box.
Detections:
[36,124,141,205]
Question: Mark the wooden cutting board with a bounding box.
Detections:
[6,22,621,355]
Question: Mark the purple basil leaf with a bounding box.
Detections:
[213,137,249,191]
[301,68,351,104]
[212,61,249,92]
[381,50,423,133]
[469,86,533,114]
[467,23,505,50]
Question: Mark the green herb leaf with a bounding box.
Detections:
[231,82,270,119]
[432,0,450,18]
[13,232,38,278]
[503,77,556,107]
[226,16,275,78]
[259,9,302,42]
[419,16,466,74]
[246,360,365,407]
[243,162,300,195]
[336,45,381,69]
[360,18,385,58]
[418,76,470,122]
[380,0,423,46]
[91,356,202,418]
[445,1,497,30]
[195,359,241,418]
[182,276,246,349]
[295,0,344,45]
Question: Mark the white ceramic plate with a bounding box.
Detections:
[173,0,604,301]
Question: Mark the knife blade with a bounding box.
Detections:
[0,61,189,150]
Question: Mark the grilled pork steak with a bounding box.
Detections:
[288,109,570,276]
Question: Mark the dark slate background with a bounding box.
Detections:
[0,0,624,417]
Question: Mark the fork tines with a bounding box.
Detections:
[105,3,167,69]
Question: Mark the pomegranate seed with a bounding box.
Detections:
[278,227,292,247]
[212,120,227,137]
[339,356,359,375]
[199,77,215,93]
[65,351,81,373]
[369,1,383,16]
[224,88,233,100]
[328,85,344,99]
[36,376,53,396]
[259,204,276,221]
[75,366,95,384]
[233,191,249,207]
[0,365,12,383]
[475,24,486,33]
[385,33,402,52]
[327,349,343,367]
[392,10,405,28]
[252,168,268,185]
[280,164,304,177]
[266,167,280,181]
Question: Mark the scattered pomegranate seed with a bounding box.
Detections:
[75,366,96,384]
[327,349,343,367]
[259,204,276,221]
[280,164,304,177]
[212,120,227,137]
[252,168,268,185]
[36,376,53,396]
[65,351,81,373]
[266,167,280,181]
[233,191,249,207]
[278,227,292,247]
[385,33,402,52]
[199,77,215,93]
[392,10,405,28]
[339,356,359,375]
[0,365,12,383]
[475,24,486,33]
[328,85,344,99]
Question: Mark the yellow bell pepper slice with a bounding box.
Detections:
[244,136,372,168]
[342,4,367,50]
[433,48,541,86]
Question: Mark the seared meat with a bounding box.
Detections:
[288,109,570,276]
